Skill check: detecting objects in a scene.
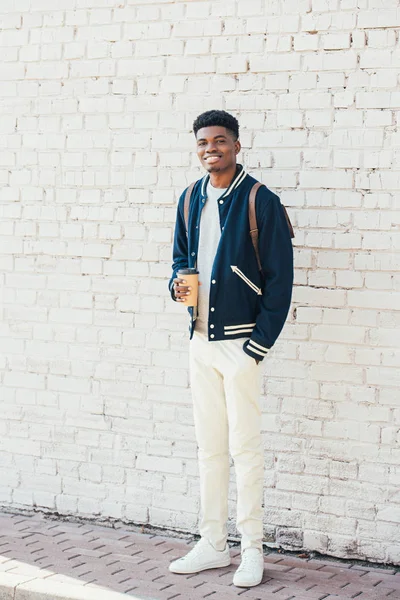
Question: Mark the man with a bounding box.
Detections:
[168,110,293,588]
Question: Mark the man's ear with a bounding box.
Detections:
[235,139,241,155]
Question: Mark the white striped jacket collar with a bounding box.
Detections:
[200,164,247,200]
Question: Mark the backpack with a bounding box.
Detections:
[183,181,294,271]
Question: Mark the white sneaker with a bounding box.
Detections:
[233,548,264,587]
[169,538,231,574]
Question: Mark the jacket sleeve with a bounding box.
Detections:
[243,186,294,361]
[168,190,189,301]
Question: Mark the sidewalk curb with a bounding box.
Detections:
[0,574,144,600]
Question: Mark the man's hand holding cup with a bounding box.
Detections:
[173,277,191,302]
[174,268,199,307]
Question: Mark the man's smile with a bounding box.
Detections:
[204,155,222,163]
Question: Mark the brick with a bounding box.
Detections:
[303,51,358,71]
[293,33,319,52]
[311,325,366,344]
[357,9,400,28]
[367,29,396,48]
[322,33,351,50]
[136,455,182,475]
[300,171,353,189]
[356,91,392,109]
[251,53,301,72]
[217,56,248,73]
[249,15,300,34]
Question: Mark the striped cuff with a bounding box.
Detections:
[243,338,269,362]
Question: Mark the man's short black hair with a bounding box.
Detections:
[193,110,239,140]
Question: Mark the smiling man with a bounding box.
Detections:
[168,110,294,588]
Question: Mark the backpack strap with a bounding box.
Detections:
[183,182,195,235]
[249,182,295,272]
[249,182,263,271]
[283,205,295,239]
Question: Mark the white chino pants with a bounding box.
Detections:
[189,331,264,552]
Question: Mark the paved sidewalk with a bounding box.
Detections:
[0,511,399,600]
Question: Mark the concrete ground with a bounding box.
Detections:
[0,511,399,600]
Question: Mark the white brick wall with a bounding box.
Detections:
[0,0,399,565]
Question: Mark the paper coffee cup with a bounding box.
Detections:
[177,268,199,307]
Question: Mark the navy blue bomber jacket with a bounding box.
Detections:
[169,165,294,362]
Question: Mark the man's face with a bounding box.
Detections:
[196,126,241,174]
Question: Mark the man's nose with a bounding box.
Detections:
[206,142,218,153]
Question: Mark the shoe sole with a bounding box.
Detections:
[233,573,264,588]
[169,557,231,574]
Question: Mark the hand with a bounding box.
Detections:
[255,359,260,365]
[173,278,191,302]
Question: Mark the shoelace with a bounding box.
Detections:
[237,550,262,572]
